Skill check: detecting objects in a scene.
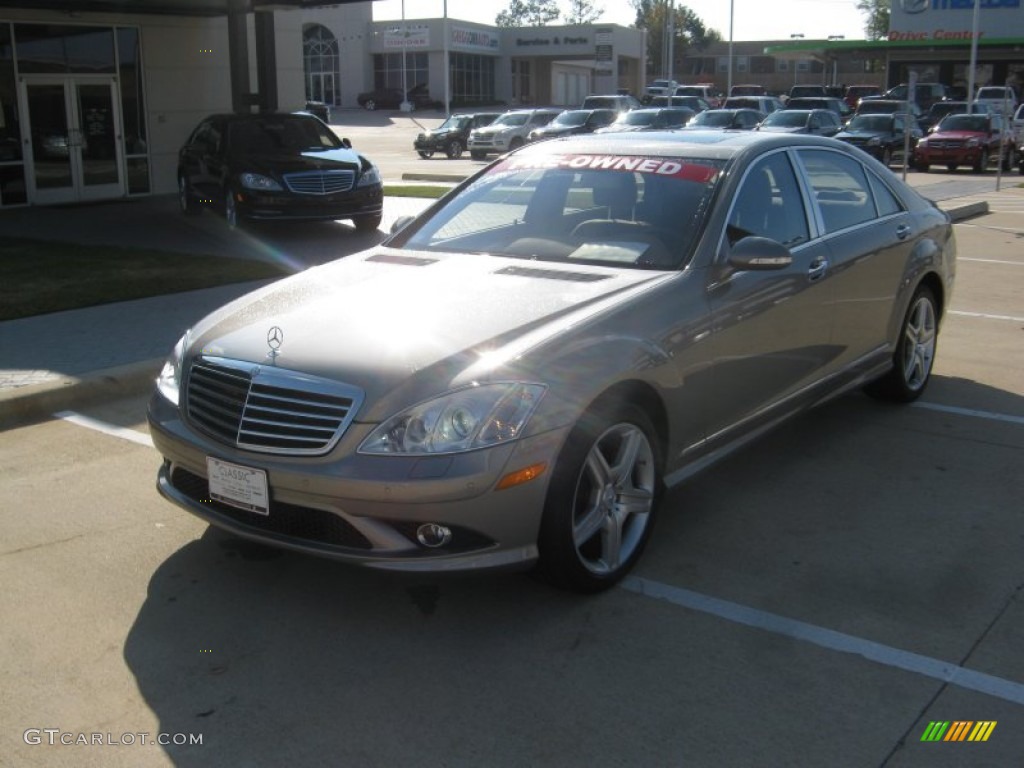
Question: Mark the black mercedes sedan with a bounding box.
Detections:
[177,112,384,231]
[833,113,923,167]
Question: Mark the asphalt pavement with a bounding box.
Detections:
[0,160,1014,430]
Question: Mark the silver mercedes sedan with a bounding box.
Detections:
[148,131,956,592]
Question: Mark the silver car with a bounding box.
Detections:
[149,131,956,592]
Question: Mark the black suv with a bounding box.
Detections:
[414,112,500,159]
[833,113,923,166]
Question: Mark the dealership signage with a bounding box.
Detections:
[890,0,1024,40]
[451,26,498,51]
[381,25,430,49]
[514,35,590,47]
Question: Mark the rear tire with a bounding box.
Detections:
[537,402,662,593]
[178,174,200,216]
[866,286,938,402]
[363,99,376,111]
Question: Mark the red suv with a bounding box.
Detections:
[912,112,1017,173]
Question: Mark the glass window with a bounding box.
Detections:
[15,24,115,74]
[867,171,903,218]
[373,52,427,92]
[451,53,495,106]
[0,22,22,167]
[727,152,809,247]
[116,28,147,155]
[303,24,340,105]
[798,149,875,233]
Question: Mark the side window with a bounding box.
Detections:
[727,152,809,247]
[798,149,876,234]
[867,171,903,217]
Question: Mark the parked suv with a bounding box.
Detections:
[881,82,950,112]
[723,95,785,114]
[644,79,678,100]
[414,112,500,159]
[527,108,617,141]
[913,112,1017,173]
[834,112,922,166]
[788,84,828,99]
[675,84,723,108]
[467,108,561,159]
[973,85,1019,118]
[844,84,882,109]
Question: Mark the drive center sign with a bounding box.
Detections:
[890,0,1023,40]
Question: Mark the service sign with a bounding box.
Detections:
[889,0,1024,41]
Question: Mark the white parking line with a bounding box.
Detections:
[950,310,1024,323]
[912,402,1024,426]
[54,410,154,448]
[959,257,1024,266]
[621,577,1024,706]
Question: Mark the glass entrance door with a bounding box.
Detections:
[308,72,336,105]
[20,76,124,204]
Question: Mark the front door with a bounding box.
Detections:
[308,72,336,105]
[19,76,125,204]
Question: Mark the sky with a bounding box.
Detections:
[371,0,868,43]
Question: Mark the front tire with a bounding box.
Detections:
[880,146,892,166]
[417,150,433,159]
[445,139,464,159]
[866,286,938,402]
[537,402,662,592]
[973,149,988,173]
[224,188,242,230]
[363,99,376,111]
[353,213,382,232]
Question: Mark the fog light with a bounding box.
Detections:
[416,523,452,548]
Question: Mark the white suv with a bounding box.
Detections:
[467,108,560,159]
[974,86,1019,118]
[675,84,723,108]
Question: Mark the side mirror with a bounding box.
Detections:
[390,215,415,234]
[341,137,352,149]
[728,236,793,271]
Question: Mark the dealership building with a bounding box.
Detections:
[0,0,1020,210]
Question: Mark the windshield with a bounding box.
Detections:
[676,88,702,97]
[492,113,530,127]
[857,101,901,114]
[228,116,340,153]
[977,87,1010,100]
[438,115,470,132]
[938,114,989,132]
[692,111,734,127]
[847,114,891,131]
[764,111,809,127]
[619,111,657,126]
[396,153,724,270]
[552,111,589,127]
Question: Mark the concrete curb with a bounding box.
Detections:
[945,201,989,222]
[400,172,466,183]
[0,358,162,431]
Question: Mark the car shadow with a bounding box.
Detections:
[122,526,577,765]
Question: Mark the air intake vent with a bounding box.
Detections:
[495,265,611,283]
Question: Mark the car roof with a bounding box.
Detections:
[507,129,847,163]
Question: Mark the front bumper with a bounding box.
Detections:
[236,185,383,222]
[148,392,568,573]
[914,147,982,165]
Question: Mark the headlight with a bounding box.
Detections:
[156,331,189,406]
[239,172,282,191]
[966,138,980,147]
[866,136,881,146]
[359,383,546,455]
[917,138,929,148]
[357,163,381,188]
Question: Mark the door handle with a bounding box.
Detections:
[896,224,911,240]
[808,256,829,282]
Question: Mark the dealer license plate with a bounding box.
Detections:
[206,457,269,516]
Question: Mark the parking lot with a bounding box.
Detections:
[1,114,1023,766]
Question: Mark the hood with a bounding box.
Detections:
[758,126,804,134]
[835,129,885,139]
[926,129,987,140]
[234,146,364,175]
[187,248,666,420]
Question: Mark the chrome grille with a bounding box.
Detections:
[930,140,963,149]
[186,358,363,455]
[283,170,355,195]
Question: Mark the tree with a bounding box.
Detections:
[631,0,720,80]
[495,0,560,27]
[856,0,890,41]
[564,0,603,25]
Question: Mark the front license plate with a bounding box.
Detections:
[206,457,269,516]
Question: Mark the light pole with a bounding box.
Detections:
[967,0,981,104]
[790,34,803,88]
[727,0,734,96]
[828,35,844,87]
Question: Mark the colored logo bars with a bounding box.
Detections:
[921,721,997,742]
